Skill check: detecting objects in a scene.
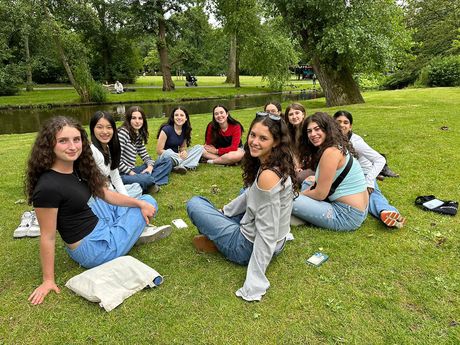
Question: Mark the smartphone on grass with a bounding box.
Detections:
[422,199,444,210]
[306,252,329,267]
[172,218,188,229]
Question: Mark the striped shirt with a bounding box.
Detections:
[118,127,155,174]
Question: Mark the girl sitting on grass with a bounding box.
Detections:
[90,111,142,198]
[187,111,296,301]
[292,112,368,231]
[26,116,159,305]
[333,110,406,228]
[118,106,172,193]
[284,103,310,183]
[156,106,203,174]
[201,105,244,165]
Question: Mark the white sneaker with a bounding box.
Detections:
[13,211,34,238]
[27,211,41,237]
[136,224,173,245]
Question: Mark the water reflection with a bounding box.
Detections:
[0,90,321,134]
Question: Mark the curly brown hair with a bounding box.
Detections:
[25,116,106,204]
[298,112,356,170]
[241,114,298,195]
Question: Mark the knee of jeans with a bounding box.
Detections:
[186,196,209,215]
[186,196,200,213]
[140,194,158,209]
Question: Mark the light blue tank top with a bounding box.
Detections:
[315,153,366,201]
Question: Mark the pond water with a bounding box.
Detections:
[0,90,321,134]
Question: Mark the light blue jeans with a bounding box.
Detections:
[292,180,367,231]
[160,145,203,169]
[186,196,285,265]
[66,195,157,268]
[368,179,398,219]
[186,196,253,265]
[120,156,173,192]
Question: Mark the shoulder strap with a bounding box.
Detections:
[327,154,353,198]
[309,154,353,200]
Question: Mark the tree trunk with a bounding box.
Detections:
[157,17,175,91]
[24,35,33,91]
[96,3,111,82]
[225,33,236,84]
[234,37,240,88]
[311,55,364,107]
[42,2,88,101]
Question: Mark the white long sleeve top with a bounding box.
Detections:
[350,133,386,188]
[90,144,128,195]
[223,173,294,301]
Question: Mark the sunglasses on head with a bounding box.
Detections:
[256,111,281,121]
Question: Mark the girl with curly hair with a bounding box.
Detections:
[187,112,297,301]
[118,106,172,193]
[25,116,158,305]
[156,106,203,174]
[292,112,368,231]
[201,105,245,165]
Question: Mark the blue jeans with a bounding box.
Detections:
[160,145,203,169]
[292,180,367,231]
[120,156,173,192]
[66,195,157,268]
[368,180,398,219]
[186,196,253,265]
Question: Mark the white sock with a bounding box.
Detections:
[207,160,214,164]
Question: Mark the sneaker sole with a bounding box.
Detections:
[136,225,172,245]
[13,228,28,238]
[173,167,187,175]
[380,211,406,228]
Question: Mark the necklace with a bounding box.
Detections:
[73,170,82,182]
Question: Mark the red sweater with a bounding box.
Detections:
[205,123,242,155]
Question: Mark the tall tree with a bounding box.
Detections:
[211,0,259,87]
[41,0,105,102]
[167,6,227,76]
[405,0,460,60]
[130,0,191,91]
[241,16,299,89]
[270,0,411,106]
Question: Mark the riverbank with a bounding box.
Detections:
[1,87,459,344]
[0,76,314,109]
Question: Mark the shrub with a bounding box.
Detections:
[381,69,418,90]
[0,64,23,96]
[73,62,107,103]
[422,55,460,87]
[355,73,386,90]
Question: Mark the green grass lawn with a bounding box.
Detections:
[0,87,459,344]
[3,76,313,108]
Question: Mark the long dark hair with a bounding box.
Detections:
[90,111,121,170]
[157,106,192,146]
[25,116,106,204]
[121,106,149,144]
[242,114,297,194]
[207,105,244,146]
[299,112,355,170]
[284,103,307,145]
[333,110,353,140]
